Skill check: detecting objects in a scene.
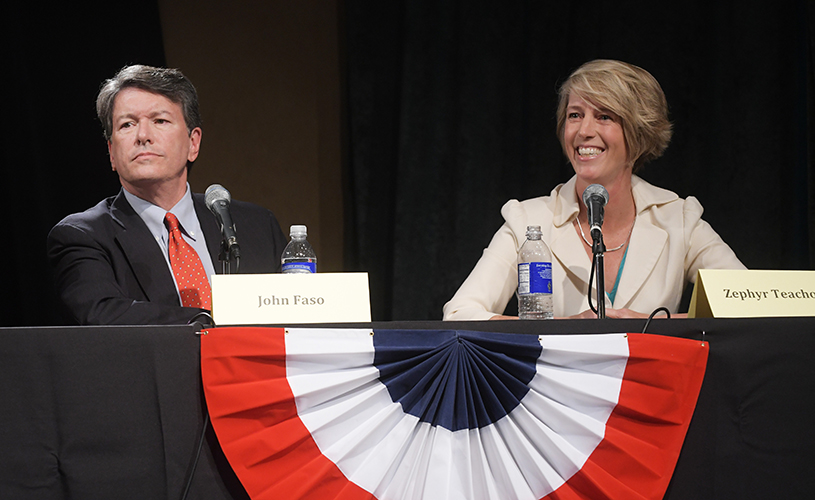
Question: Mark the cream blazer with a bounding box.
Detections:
[443,175,746,319]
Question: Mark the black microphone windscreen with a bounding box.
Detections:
[582,184,609,207]
[205,184,232,212]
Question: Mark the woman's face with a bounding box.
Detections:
[562,93,629,186]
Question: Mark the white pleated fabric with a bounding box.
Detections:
[285,328,628,500]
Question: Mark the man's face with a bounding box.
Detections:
[108,88,201,199]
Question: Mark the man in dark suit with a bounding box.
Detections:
[47,65,287,325]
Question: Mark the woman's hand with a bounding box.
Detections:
[564,308,650,319]
[490,309,683,320]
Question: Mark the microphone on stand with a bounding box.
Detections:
[581,184,609,319]
[582,184,609,243]
[205,184,241,262]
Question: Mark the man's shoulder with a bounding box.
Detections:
[190,191,285,273]
[52,195,121,232]
[192,192,274,218]
[229,198,273,216]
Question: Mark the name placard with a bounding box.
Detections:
[689,269,815,318]
[211,273,371,325]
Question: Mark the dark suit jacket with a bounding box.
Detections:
[47,189,287,325]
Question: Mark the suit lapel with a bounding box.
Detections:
[550,219,597,313]
[550,177,590,286]
[612,218,667,309]
[547,176,598,311]
[547,175,673,311]
[612,177,674,309]
[550,221,591,285]
[110,190,180,304]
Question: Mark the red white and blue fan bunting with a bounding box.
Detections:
[200,327,707,500]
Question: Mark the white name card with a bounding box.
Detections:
[689,269,815,318]
[211,272,371,325]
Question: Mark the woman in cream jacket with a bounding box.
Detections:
[443,60,744,320]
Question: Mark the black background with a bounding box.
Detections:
[3,0,813,325]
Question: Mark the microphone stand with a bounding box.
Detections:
[591,228,606,319]
[218,240,240,274]
[185,231,238,500]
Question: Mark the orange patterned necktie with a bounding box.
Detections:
[165,212,212,310]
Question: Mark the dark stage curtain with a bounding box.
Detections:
[2,2,166,326]
[345,0,815,321]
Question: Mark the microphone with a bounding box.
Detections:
[205,184,240,260]
[582,184,609,242]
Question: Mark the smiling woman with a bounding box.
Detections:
[443,59,746,320]
[563,94,628,190]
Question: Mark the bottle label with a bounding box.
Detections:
[518,262,552,295]
[282,262,316,273]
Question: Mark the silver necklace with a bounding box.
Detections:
[573,214,635,252]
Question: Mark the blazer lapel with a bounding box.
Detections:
[550,219,598,313]
[612,218,667,309]
[550,221,591,285]
[548,175,674,311]
[612,177,674,309]
[547,176,598,311]
[549,176,587,280]
[110,190,181,304]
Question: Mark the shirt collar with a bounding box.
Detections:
[552,174,679,227]
[122,184,201,241]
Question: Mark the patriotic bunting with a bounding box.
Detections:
[200,327,707,500]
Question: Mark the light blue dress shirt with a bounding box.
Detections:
[123,184,217,303]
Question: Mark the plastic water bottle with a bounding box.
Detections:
[281,225,316,274]
[517,225,553,319]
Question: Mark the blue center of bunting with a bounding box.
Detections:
[372,329,542,432]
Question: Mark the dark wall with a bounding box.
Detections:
[3,2,166,326]
[345,0,815,320]
[3,1,813,326]
[158,0,347,274]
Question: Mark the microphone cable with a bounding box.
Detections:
[587,266,674,331]
[189,311,214,329]
[180,413,210,500]
[180,315,215,500]
[588,253,599,315]
[641,306,671,333]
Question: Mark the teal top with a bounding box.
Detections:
[606,245,629,306]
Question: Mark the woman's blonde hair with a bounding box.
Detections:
[556,60,673,172]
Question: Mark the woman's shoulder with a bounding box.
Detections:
[634,176,703,210]
[633,176,707,229]
[499,180,575,238]
[501,178,574,218]
[501,195,551,214]
[500,193,558,226]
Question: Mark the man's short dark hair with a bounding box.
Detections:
[96,64,202,141]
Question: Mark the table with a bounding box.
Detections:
[1,318,812,499]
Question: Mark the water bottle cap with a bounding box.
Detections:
[526,225,542,238]
[290,225,308,237]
